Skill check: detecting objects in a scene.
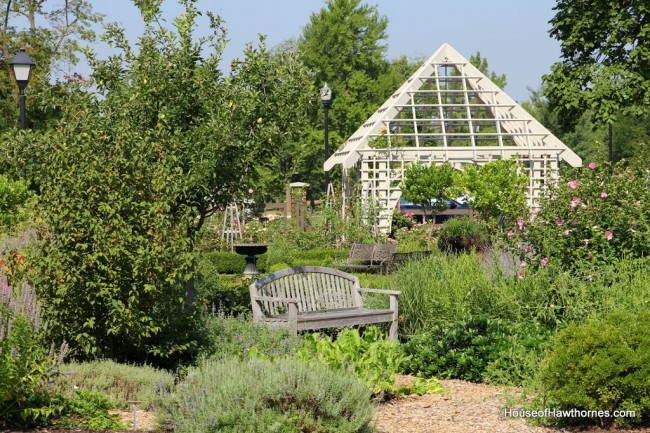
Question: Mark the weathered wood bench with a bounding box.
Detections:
[336,243,398,273]
[249,266,401,340]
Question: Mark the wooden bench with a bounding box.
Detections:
[336,243,398,273]
[249,266,401,340]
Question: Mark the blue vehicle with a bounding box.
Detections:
[397,197,470,224]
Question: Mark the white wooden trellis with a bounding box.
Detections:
[221,203,242,251]
[324,43,581,233]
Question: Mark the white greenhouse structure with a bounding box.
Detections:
[324,43,582,233]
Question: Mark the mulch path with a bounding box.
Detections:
[374,377,650,433]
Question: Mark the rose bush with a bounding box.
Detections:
[508,162,650,273]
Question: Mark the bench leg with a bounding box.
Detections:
[389,295,398,340]
[389,320,398,341]
[288,303,298,335]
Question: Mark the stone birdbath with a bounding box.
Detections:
[233,243,269,279]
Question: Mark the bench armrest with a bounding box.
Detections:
[252,295,299,304]
[357,288,401,296]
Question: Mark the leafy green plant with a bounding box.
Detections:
[437,217,488,254]
[292,327,409,396]
[156,357,375,433]
[0,174,31,232]
[402,315,551,385]
[530,309,650,426]
[50,391,126,430]
[0,276,68,427]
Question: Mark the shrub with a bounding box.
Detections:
[531,310,650,426]
[0,275,68,427]
[199,251,269,275]
[437,217,488,254]
[511,161,650,272]
[46,360,174,410]
[198,314,302,362]
[156,357,375,433]
[402,315,551,385]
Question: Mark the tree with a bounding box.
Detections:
[401,162,457,224]
[470,52,507,89]
[0,0,102,131]
[20,0,312,362]
[544,1,650,128]
[459,159,529,226]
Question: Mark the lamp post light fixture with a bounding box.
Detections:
[10,48,36,130]
[320,83,332,190]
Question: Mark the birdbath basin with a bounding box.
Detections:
[233,243,269,278]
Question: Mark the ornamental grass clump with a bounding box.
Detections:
[156,357,375,433]
[0,274,68,426]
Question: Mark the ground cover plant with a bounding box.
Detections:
[156,357,375,433]
[45,359,175,411]
[402,315,552,386]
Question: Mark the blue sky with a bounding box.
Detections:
[87,0,561,102]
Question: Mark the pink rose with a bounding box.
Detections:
[555,218,565,226]
[541,257,549,266]
[517,219,525,230]
[570,197,580,208]
[588,162,597,170]
[601,192,608,198]
[507,230,514,238]
[605,231,613,241]
[568,180,578,190]
[519,261,527,268]
[517,271,525,280]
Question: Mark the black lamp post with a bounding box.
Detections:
[320,83,332,190]
[10,48,35,130]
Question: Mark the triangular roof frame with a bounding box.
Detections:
[325,43,581,171]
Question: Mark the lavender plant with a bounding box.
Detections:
[0,274,68,426]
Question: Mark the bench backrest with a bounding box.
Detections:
[348,243,375,262]
[348,243,397,264]
[251,266,361,315]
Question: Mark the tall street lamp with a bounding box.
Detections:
[320,83,332,191]
[10,48,36,130]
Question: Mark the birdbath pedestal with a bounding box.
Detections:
[233,243,269,279]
